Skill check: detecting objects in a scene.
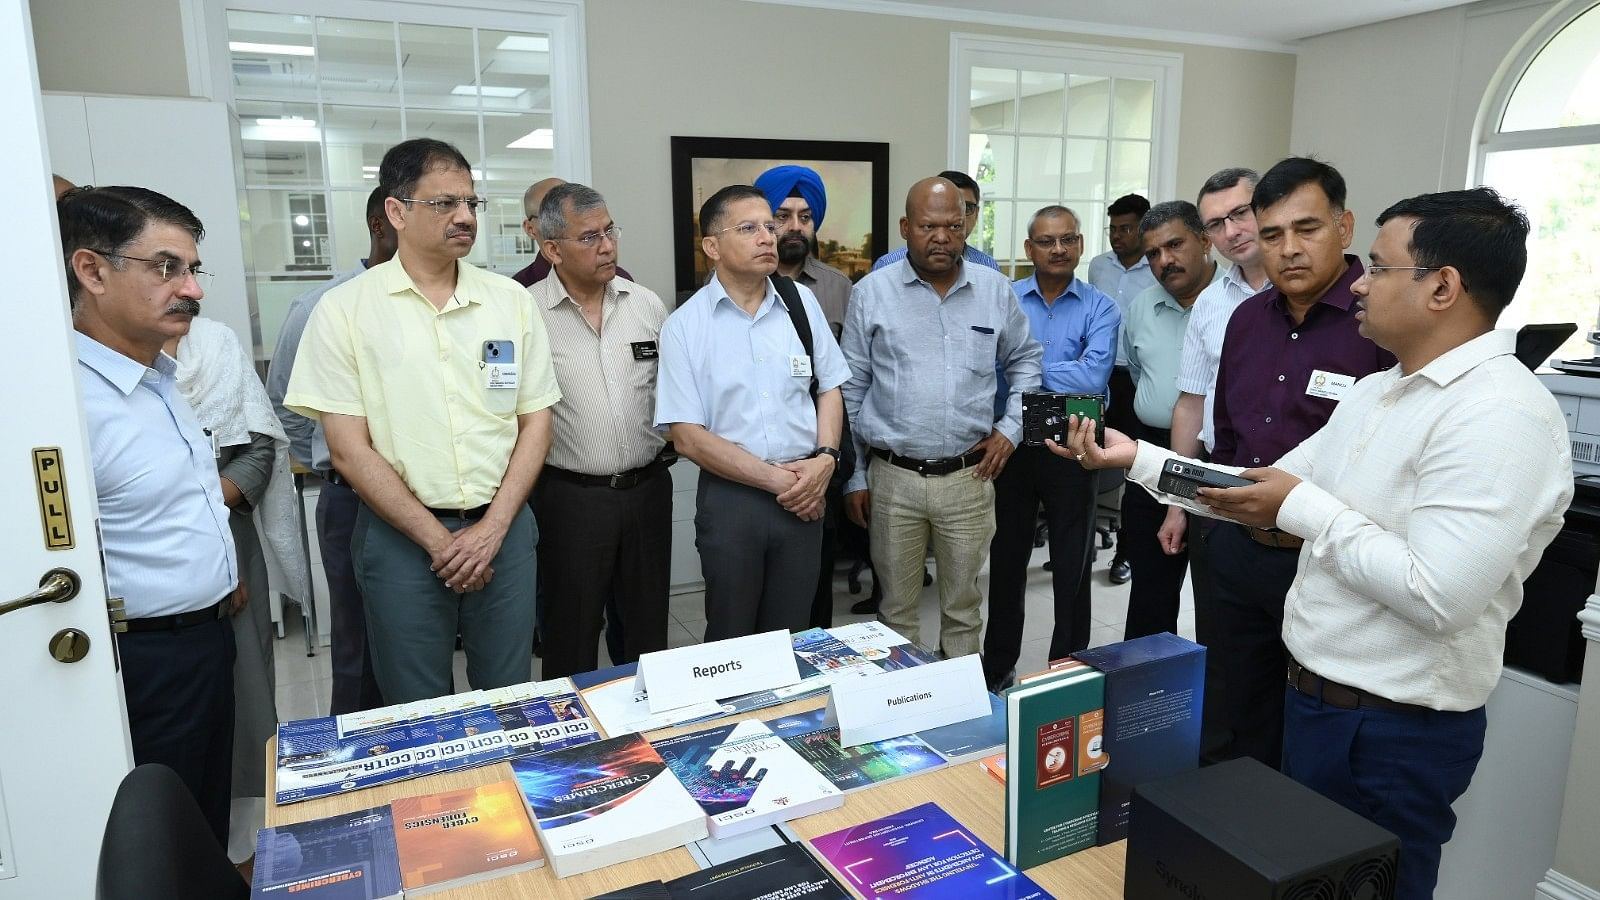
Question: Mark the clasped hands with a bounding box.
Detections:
[428,519,505,594]
[773,454,834,521]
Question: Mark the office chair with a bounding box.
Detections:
[96,764,249,900]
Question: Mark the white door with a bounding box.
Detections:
[0,2,137,898]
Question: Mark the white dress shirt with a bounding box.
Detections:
[1128,330,1572,711]
[1175,262,1268,451]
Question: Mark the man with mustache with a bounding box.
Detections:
[286,139,561,702]
[1118,201,1223,639]
[982,205,1119,690]
[62,185,240,843]
[842,177,1041,659]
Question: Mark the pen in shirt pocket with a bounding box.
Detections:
[971,325,994,334]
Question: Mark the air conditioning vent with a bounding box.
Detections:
[1573,440,1596,463]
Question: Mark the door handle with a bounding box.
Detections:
[0,568,81,617]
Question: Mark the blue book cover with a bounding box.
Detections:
[251,804,402,899]
[766,709,946,792]
[498,692,600,758]
[274,717,434,804]
[654,719,842,836]
[811,802,1051,899]
[424,705,515,773]
[916,692,1006,763]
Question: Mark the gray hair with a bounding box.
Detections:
[1196,167,1259,206]
[538,182,607,242]
[1139,200,1205,239]
[1026,204,1080,238]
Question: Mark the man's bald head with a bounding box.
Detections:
[905,176,962,219]
[900,177,967,280]
[523,177,567,241]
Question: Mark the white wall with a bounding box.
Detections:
[30,0,193,98]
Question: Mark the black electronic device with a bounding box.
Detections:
[1022,392,1103,447]
[1514,322,1576,371]
[1156,458,1253,499]
[1125,758,1399,900]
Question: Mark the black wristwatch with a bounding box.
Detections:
[811,447,842,463]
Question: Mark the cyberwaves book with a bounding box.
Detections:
[389,780,544,895]
[811,802,1052,899]
[512,732,708,877]
[250,804,402,899]
[765,708,946,792]
[654,719,843,838]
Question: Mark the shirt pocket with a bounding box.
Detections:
[966,326,998,372]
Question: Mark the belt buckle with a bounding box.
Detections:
[920,459,939,477]
[608,473,628,489]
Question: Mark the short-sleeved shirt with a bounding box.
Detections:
[1123,264,1225,431]
[1211,256,1396,467]
[794,255,854,335]
[655,273,850,464]
[534,272,669,475]
[284,255,562,508]
[1174,263,1269,452]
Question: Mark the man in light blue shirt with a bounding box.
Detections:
[63,185,240,844]
[871,170,1001,275]
[656,184,849,640]
[983,205,1119,689]
[265,184,396,715]
[842,177,1042,659]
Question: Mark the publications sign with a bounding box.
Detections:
[636,630,802,713]
[825,653,989,748]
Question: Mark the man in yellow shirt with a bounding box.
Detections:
[286,139,560,702]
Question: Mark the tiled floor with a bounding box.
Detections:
[272,541,1195,721]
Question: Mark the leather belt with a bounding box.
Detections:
[869,446,984,478]
[1286,658,1428,714]
[425,505,491,520]
[1249,526,1304,550]
[123,599,227,633]
[544,457,674,490]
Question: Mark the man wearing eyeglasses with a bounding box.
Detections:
[982,205,1118,690]
[62,185,239,844]
[870,170,1001,275]
[286,138,561,703]
[512,177,633,289]
[529,182,673,677]
[842,177,1042,660]
[656,184,849,640]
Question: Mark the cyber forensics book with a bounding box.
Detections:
[512,731,708,877]
[1003,664,1106,869]
[389,780,544,895]
[811,802,1052,899]
[654,718,843,838]
[250,804,402,899]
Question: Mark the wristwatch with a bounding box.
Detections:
[811,447,842,463]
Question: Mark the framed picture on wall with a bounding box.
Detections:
[669,136,890,302]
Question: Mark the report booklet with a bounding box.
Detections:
[250,804,402,899]
[513,732,708,877]
[1003,666,1106,869]
[389,780,544,895]
[654,719,843,838]
[915,692,1007,764]
[828,621,942,672]
[811,802,1052,899]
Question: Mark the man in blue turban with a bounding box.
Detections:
[754,164,853,337]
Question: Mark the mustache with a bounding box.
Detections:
[166,299,201,316]
[1161,264,1185,279]
[447,227,475,239]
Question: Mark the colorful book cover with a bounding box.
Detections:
[828,621,941,672]
[274,717,434,805]
[766,709,946,792]
[811,802,1051,899]
[665,842,849,899]
[791,628,880,682]
[654,719,842,837]
[980,754,1007,785]
[389,780,543,895]
[1003,668,1105,869]
[512,732,708,877]
[916,692,1006,763]
[250,804,402,899]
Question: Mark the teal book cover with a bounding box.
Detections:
[1003,668,1105,870]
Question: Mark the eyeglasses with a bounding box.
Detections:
[399,196,487,215]
[91,250,213,287]
[556,224,623,247]
[1202,203,1254,235]
[714,221,779,239]
[1363,265,1444,279]
[1028,234,1082,249]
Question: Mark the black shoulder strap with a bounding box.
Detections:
[771,274,818,402]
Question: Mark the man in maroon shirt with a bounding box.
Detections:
[1208,157,1395,768]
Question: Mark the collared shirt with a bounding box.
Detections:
[1128,330,1572,710]
[534,272,670,475]
[512,253,632,288]
[871,243,1001,274]
[793,255,854,336]
[76,333,237,618]
[1212,256,1395,467]
[1086,251,1160,368]
[655,272,850,463]
[267,265,364,472]
[1010,274,1120,396]
[1175,262,1269,452]
[284,256,562,508]
[841,258,1043,493]
[1123,264,1225,431]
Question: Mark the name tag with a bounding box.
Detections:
[635,630,800,713]
[824,653,989,748]
[631,341,658,360]
[1305,368,1354,401]
[485,362,520,390]
[790,355,813,377]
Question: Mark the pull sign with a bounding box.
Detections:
[32,448,75,550]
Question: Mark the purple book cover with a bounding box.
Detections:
[810,802,1051,899]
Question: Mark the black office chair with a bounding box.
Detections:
[97,764,249,900]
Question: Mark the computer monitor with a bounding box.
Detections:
[1516,323,1577,371]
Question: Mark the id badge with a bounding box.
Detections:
[485,362,520,390]
[631,341,659,360]
[790,355,813,378]
[1306,369,1354,401]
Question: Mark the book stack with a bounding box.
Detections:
[389,780,544,895]
[654,719,843,838]
[1003,661,1106,869]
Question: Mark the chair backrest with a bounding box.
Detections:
[96,764,249,900]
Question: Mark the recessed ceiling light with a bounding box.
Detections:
[496,35,549,53]
[507,128,553,150]
[230,41,314,57]
[451,85,526,99]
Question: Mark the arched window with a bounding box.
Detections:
[1476,0,1600,364]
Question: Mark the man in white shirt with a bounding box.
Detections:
[1054,187,1571,900]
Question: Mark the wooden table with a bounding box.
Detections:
[265,694,1126,898]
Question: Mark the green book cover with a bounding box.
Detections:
[1003,667,1106,870]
